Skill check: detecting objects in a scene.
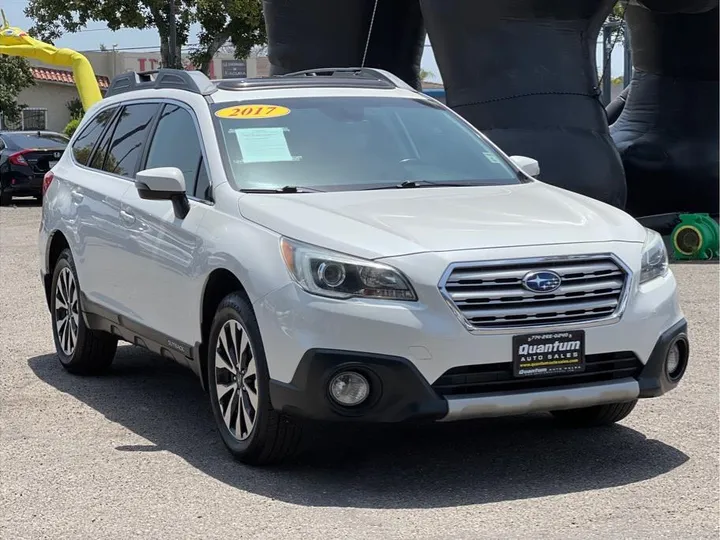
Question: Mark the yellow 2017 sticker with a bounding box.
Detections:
[215,104,290,119]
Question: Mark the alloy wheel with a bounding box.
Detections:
[55,267,79,356]
[214,319,259,441]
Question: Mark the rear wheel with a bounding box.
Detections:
[207,292,302,465]
[50,249,118,374]
[0,186,11,206]
[551,400,638,427]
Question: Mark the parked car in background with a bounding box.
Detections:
[0,131,69,205]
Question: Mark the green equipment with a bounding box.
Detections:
[671,213,719,260]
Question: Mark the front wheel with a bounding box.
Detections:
[207,292,302,465]
[551,400,638,427]
[50,249,118,374]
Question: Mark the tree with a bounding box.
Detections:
[190,0,266,75]
[419,69,435,82]
[25,0,194,67]
[0,56,34,128]
[66,97,84,120]
[608,0,626,40]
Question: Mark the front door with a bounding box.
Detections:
[118,102,213,348]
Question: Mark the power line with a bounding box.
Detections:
[83,43,200,52]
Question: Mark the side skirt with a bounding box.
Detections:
[80,294,204,383]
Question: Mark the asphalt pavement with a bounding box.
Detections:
[1,200,718,539]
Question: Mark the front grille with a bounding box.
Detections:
[440,256,628,329]
[432,352,642,397]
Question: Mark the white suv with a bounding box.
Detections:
[39,68,689,465]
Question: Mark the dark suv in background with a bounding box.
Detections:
[0,131,69,205]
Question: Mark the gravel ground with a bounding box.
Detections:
[1,201,718,540]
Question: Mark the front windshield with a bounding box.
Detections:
[212,96,522,192]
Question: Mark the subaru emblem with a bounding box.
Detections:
[53,152,61,158]
[522,271,562,293]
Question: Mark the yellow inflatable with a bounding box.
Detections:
[0,10,102,111]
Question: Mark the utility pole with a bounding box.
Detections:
[168,0,178,68]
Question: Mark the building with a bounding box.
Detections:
[8,54,626,133]
[8,50,271,133]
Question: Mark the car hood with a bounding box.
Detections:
[238,182,647,259]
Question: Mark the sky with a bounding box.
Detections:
[2,1,627,82]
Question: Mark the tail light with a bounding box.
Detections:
[8,150,29,166]
[42,171,54,196]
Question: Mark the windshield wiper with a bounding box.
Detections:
[364,180,471,190]
[240,185,324,193]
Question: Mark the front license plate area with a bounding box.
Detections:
[513,330,585,378]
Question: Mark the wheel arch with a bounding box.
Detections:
[198,267,252,391]
[44,231,71,310]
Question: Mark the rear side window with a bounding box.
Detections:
[103,103,159,177]
[144,104,205,196]
[71,107,117,165]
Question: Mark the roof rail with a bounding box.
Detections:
[280,67,414,91]
[105,68,217,98]
[214,77,395,91]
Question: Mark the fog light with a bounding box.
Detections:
[329,371,369,406]
[665,339,687,381]
[666,344,680,375]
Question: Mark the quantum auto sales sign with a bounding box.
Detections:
[513,331,585,377]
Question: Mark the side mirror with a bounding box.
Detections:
[135,167,190,219]
[509,155,540,178]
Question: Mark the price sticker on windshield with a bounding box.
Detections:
[215,104,290,119]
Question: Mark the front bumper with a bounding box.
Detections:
[255,243,683,386]
[268,319,689,422]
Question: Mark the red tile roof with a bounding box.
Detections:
[31,66,110,89]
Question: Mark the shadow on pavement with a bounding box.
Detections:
[28,346,690,509]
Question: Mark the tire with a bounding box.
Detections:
[0,186,11,206]
[551,400,638,427]
[207,292,303,465]
[50,249,118,375]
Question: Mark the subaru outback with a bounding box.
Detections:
[39,68,689,465]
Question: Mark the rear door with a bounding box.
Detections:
[118,101,213,345]
[63,102,161,317]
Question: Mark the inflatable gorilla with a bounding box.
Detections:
[262,0,718,218]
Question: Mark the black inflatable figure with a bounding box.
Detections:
[262,0,719,217]
[609,1,719,217]
[262,0,425,89]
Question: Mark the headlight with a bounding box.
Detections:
[279,237,417,301]
[640,228,669,284]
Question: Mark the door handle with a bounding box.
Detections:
[119,209,136,225]
[70,190,84,203]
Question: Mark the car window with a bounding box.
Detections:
[195,157,211,200]
[144,104,203,196]
[89,111,121,170]
[4,133,68,149]
[211,96,520,192]
[71,108,117,166]
[103,103,159,178]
